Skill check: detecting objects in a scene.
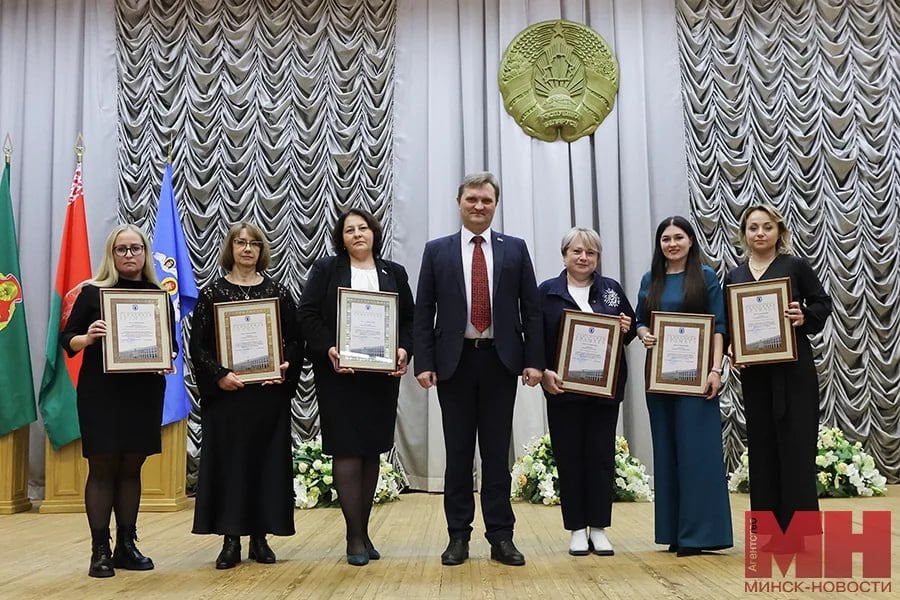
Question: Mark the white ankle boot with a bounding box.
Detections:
[589,528,614,556]
[568,529,590,556]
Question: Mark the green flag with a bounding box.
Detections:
[0,160,37,436]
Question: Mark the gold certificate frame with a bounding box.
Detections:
[214,298,283,383]
[647,312,715,396]
[99,288,173,373]
[555,310,622,398]
[336,287,398,372]
[727,277,797,366]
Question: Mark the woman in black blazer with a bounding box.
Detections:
[538,228,636,557]
[298,208,414,566]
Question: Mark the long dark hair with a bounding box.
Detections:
[645,216,708,314]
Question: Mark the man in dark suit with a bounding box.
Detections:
[414,171,544,566]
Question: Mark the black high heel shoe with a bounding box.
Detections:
[365,539,381,560]
[346,539,370,566]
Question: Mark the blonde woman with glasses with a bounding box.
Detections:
[60,224,176,578]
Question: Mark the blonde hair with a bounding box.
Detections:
[90,225,159,288]
[560,227,602,257]
[738,204,794,256]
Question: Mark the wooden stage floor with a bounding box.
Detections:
[1,489,897,599]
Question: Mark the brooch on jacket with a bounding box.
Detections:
[603,288,621,308]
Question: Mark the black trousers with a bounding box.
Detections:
[743,363,820,534]
[437,344,517,544]
[547,398,619,530]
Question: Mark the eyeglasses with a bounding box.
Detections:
[113,245,145,257]
[234,239,264,250]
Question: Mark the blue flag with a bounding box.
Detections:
[152,163,198,425]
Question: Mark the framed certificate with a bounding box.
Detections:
[99,288,174,373]
[555,310,622,398]
[727,277,797,366]
[646,312,715,396]
[336,287,398,372]
[214,298,283,383]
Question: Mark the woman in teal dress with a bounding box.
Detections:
[635,216,732,556]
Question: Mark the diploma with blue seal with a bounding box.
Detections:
[555,310,622,398]
[336,287,398,372]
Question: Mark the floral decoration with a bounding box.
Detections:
[728,425,888,498]
[292,436,406,509]
[511,433,653,505]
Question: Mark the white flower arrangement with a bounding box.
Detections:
[511,433,653,505]
[728,425,888,498]
[292,436,406,509]
[613,436,654,502]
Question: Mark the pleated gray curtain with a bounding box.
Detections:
[676,0,900,482]
[115,0,397,486]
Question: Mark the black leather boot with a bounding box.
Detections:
[89,528,115,578]
[216,535,242,570]
[113,525,154,570]
[248,535,276,564]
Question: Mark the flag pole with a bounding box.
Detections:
[74,132,84,163]
[2,134,11,164]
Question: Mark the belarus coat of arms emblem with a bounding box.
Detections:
[499,20,619,142]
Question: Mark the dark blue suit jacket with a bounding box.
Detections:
[413,230,544,379]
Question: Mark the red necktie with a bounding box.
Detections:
[471,235,491,332]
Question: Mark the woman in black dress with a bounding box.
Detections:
[61,224,176,578]
[298,208,414,566]
[190,222,302,569]
[725,204,832,546]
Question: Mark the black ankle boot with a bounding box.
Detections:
[113,525,154,570]
[89,528,115,578]
[248,535,276,564]
[216,535,242,570]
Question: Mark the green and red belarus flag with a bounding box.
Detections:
[0,158,37,437]
[38,164,92,449]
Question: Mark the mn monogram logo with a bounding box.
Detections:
[744,510,892,594]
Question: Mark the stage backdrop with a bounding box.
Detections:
[1,0,897,495]
[676,0,900,480]
[115,0,397,487]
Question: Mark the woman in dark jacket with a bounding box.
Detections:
[298,208,414,566]
[539,227,635,556]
